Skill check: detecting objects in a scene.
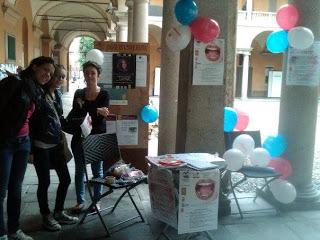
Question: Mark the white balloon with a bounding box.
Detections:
[232,134,255,156]
[270,179,297,204]
[223,148,246,171]
[288,27,314,50]
[86,49,104,65]
[249,147,271,167]
[166,25,191,52]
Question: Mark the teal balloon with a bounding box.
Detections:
[224,107,238,132]
[266,30,289,53]
[140,105,158,123]
[262,134,287,157]
[174,0,198,25]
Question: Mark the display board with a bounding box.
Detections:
[95,41,150,172]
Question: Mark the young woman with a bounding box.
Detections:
[0,56,55,240]
[70,61,109,212]
[30,65,78,232]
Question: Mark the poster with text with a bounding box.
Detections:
[178,169,220,234]
[112,53,136,88]
[100,52,113,86]
[116,115,138,145]
[286,41,320,86]
[193,39,224,86]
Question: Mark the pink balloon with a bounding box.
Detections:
[235,110,249,131]
[267,157,293,179]
[189,17,220,43]
[276,4,299,30]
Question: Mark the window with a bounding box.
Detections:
[6,33,16,63]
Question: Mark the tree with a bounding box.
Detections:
[79,36,94,67]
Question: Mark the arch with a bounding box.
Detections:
[149,24,162,46]
[22,18,28,67]
[62,32,102,51]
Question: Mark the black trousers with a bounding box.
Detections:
[33,145,71,216]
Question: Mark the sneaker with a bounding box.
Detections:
[0,235,8,240]
[42,214,62,231]
[54,211,79,225]
[70,203,85,213]
[8,230,33,240]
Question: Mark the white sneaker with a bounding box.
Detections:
[8,230,33,240]
[42,214,62,232]
[54,211,78,225]
[0,235,8,240]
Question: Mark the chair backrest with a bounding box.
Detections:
[224,130,261,150]
[82,133,121,164]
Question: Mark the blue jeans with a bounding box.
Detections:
[71,137,103,204]
[0,136,30,236]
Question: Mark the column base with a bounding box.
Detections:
[258,183,320,211]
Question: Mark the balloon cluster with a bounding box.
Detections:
[223,133,297,204]
[86,49,104,65]
[224,107,250,132]
[166,0,220,52]
[266,4,314,53]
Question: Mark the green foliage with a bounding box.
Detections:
[79,36,94,67]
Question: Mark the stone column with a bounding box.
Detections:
[246,0,253,20]
[278,0,320,208]
[241,51,251,99]
[132,0,149,42]
[126,0,134,42]
[116,24,128,42]
[158,0,180,155]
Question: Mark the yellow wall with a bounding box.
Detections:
[253,0,288,12]
[0,0,35,67]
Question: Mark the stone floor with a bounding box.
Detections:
[2,160,320,240]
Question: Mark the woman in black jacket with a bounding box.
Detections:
[0,56,55,240]
[31,65,78,232]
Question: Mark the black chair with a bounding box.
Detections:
[78,133,147,237]
[224,130,281,218]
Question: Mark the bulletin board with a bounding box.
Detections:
[95,41,150,172]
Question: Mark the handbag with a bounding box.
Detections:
[61,132,73,163]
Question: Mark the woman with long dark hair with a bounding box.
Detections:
[0,56,55,240]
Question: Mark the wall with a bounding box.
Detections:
[254,0,288,12]
[0,0,35,67]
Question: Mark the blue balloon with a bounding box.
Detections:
[266,30,289,53]
[174,0,198,25]
[224,107,238,132]
[262,134,287,157]
[140,105,159,123]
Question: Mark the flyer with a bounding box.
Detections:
[193,39,224,86]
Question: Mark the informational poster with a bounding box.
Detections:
[148,166,178,228]
[100,52,113,86]
[107,88,128,105]
[112,53,136,88]
[135,55,147,87]
[286,41,320,86]
[178,169,220,234]
[193,39,224,85]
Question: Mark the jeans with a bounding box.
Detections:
[33,146,71,216]
[0,136,30,236]
[71,137,103,204]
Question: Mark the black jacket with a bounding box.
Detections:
[0,73,41,143]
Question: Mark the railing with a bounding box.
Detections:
[238,10,277,27]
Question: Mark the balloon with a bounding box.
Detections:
[86,49,104,65]
[224,107,237,132]
[276,4,299,30]
[262,134,287,157]
[232,134,255,156]
[267,157,292,179]
[269,179,297,204]
[235,110,249,131]
[189,17,220,43]
[288,27,314,50]
[166,25,192,52]
[249,147,271,167]
[174,0,198,25]
[140,105,158,123]
[223,149,246,171]
[266,30,289,53]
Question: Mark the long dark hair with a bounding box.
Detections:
[20,56,55,79]
[83,61,102,75]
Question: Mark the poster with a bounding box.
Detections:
[135,55,147,87]
[148,166,178,228]
[193,39,224,85]
[112,53,136,88]
[178,169,220,234]
[286,41,320,86]
[107,88,128,105]
[100,52,113,86]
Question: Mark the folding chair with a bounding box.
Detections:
[78,133,147,237]
[224,131,281,218]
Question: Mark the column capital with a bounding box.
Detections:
[125,0,134,8]
[133,0,149,4]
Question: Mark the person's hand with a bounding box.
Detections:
[97,107,109,118]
